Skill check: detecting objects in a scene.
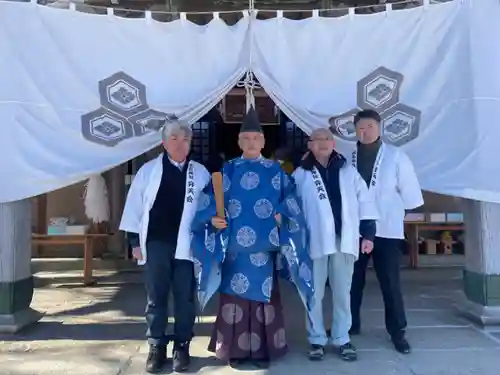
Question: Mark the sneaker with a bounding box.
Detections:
[172,341,191,372]
[308,344,325,361]
[392,337,411,354]
[145,344,166,374]
[337,342,358,362]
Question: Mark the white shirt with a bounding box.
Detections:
[168,156,185,171]
[293,164,378,260]
[355,144,424,239]
[119,155,210,264]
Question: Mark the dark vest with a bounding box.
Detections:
[357,137,382,186]
[313,153,346,236]
[147,153,188,247]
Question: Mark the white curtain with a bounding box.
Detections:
[2,0,500,204]
[252,0,500,203]
[464,0,500,203]
[0,2,249,202]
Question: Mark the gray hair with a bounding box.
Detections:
[310,127,334,139]
[161,119,192,143]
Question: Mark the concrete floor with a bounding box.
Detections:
[1,268,500,375]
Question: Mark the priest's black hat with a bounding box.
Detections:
[239,105,263,134]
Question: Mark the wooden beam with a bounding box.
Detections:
[107,164,126,258]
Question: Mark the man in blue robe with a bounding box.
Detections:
[190,106,313,370]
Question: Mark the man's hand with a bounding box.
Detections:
[275,213,282,226]
[132,247,143,261]
[361,239,374,254]
[211,216,227,229]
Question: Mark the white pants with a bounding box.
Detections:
[305,251,356,346]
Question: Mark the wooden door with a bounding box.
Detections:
[279,111,309,165]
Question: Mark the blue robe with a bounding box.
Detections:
[191,156,314,311]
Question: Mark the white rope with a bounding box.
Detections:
[246,0,256,112]
[236,71,260,111]
[32,0,444,16]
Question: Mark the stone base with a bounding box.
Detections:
[0,308,43,333]
[455,293,500,326]
[463,270,500,306]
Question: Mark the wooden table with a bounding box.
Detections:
[32,233,111,286]
[405,223,464,269]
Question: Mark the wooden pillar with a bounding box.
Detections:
[0,200,42,333]
[108,164,126,257]
[33,194,47,257]
[35,194,47,234]
[321,0,336,16]
[150,0,180,22]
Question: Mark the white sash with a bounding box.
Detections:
[310,166,336,226]
[175,161,201,261]
[184,161,197,205]
[310,166,329,202]
[304,167,337,258]
[351,143,385,191]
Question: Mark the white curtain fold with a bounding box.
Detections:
[0,2,249,202]
[253,0,500,203]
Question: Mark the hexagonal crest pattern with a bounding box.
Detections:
[99,71,148,118]
[129,109,170,136]
[357,67,404,113]
[328,108,359,141]
[381,103,421,147]
[81,108,134,147]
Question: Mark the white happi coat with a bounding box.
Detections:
[293,162,378,260]
[119,154,210,265]
[351,143,424,239]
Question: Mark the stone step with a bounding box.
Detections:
[30,255,462,275]
[33,269,143,287]
[31,257,139,274]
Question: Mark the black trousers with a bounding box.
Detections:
[144,240,196,345]
[350,237,407,339]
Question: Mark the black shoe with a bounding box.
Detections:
[172,341,191,372]
[337,342,358,362]
[308,344,325,361]
[146,344,166,374]
[392,337,411,354]
[251,358,270,369]
[229,358,247,369]
[349,326,361,336]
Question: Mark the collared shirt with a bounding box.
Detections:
[168,156,186,171]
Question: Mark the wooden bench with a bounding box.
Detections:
[405,223,464,268]
[32,233,111,286]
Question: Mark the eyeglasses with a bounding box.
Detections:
[308,137,333,142]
